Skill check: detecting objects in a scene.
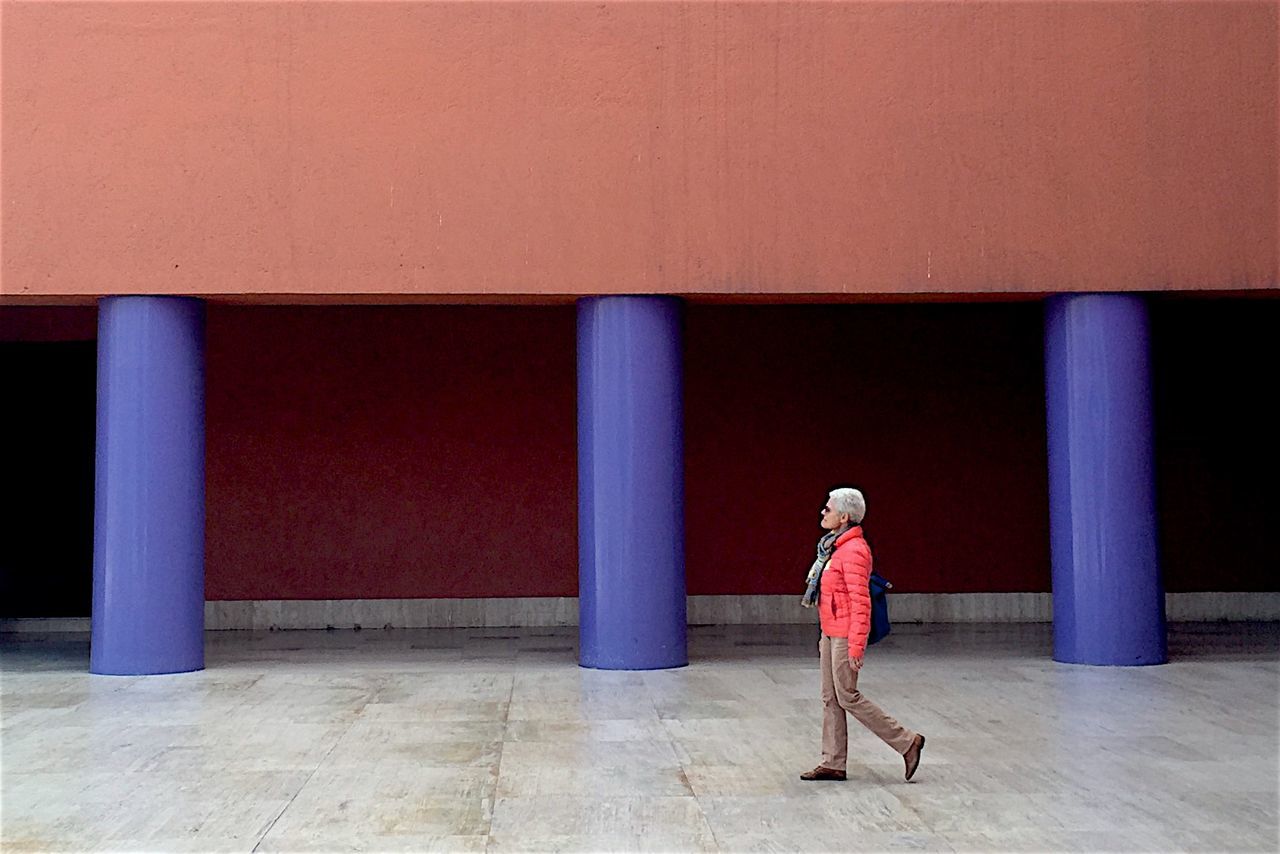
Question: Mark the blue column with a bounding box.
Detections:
[577,296,687,670]
[1045,294,1166,666]
[91,297,206,675]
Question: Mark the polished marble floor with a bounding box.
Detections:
[2,623,1277,853]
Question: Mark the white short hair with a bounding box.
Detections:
[828,488,866,524]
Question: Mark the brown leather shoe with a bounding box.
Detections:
[799,766,846,781]
[903,734,925,781]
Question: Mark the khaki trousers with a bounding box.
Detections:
[819,634,916,771]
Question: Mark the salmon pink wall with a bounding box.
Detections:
[3,1,1275,300]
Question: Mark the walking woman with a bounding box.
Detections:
[800,487,925,782]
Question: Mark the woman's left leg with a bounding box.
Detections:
[829,637,917,755]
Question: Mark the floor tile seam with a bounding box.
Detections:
[655,714,726,853]
[247,710,361,853]
[484,676,517,853]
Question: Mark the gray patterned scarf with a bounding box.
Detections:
[800,530,840,608]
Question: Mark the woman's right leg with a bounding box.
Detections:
[819,634,849,771]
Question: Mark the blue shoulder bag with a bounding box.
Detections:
[867,572,893,645]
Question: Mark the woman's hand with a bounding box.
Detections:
[849,656,864,672]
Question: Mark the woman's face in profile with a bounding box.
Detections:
[820,501,846,531]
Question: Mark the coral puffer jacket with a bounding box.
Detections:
[818,526,874,658]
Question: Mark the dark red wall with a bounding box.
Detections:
[199,299,1280,598]
[205,307,579,599]
[3,298,1275,614]
[1151,300,1278,593]
[684,304,1051,595]
[207,303,1049,599]
[204,303,1051,599]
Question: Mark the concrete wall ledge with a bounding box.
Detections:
[3,592,1277,633]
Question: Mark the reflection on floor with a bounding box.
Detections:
[2,622,1277,852]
